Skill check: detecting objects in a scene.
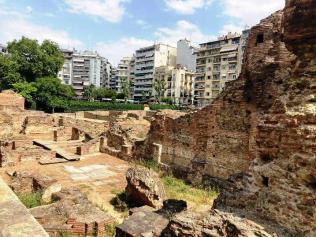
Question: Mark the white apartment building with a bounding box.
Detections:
[194,30,249,107]
[58,49,73,85]
[58,50,112,97]
[176,39,197,72]
[154,65,195,105]
[134,44,177,101]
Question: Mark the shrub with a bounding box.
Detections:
[18,191,43,208]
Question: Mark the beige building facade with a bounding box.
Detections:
[194,30,249,107]
[134,44,177,101]
[154,65,194,105]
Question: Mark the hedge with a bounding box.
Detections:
[52,100,144,112]
[149,104,180,110]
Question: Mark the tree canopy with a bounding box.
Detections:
[7,37,64,82]
[0,37,71,111]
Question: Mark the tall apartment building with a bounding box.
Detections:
[58,50,112,97]
[176,39,197,72]
[110,57,132,93]
[58,49,73,85]
[100,58,112,88]
[109,68,118,91]
[194,30,249,107]
[134,44,177,101]
[129,56,135,98]
[154,65,194,105]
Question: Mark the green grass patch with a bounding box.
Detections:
[162,176,219,206]
[17,191,43,208]
[133,159,219,207]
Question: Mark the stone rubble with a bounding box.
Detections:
[125,167,167,209]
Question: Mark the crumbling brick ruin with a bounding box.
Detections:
[0,92,154,236]
[139,0,316,236]
[0,1,315,236]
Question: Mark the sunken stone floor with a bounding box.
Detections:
[0,153,131,221]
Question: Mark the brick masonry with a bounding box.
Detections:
[138,0,316,235]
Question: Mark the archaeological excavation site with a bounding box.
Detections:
[0,0,315,236]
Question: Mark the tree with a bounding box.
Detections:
[0,54,21,90]
[153,78,166,103]
[33,76,74,111]
[83,84,96,101]
[7,37,64,82]
[12,82,37,107]
[120,77,130,101]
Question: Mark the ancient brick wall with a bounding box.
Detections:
[0,90,24,112]
[139,0,316,235]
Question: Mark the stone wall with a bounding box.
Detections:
[138,0,316,235]
[0,177,49,236]
[0,90,24,112]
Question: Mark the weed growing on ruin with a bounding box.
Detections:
[110,189,130,216]
[18,191,43,208]
[140,159,160,172]
[163,176,219,207]
[105,222,118,237]
[57,232,71,237]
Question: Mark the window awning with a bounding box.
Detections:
[220,45,238,53]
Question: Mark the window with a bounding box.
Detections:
[256,33,264,45]
[229,64,236,70]
[206,92,210,96]
[207,76,211,80]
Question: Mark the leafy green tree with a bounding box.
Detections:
[0,54,21,89]
[120,77,130,101]
[12,82,37,106]
[7,37,64,82]
[33,76,74,111]
[116,92,125,99]
[153,78,166,103]
[83,84,96,101]
[94,87,117,100]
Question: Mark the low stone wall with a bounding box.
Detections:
[0,177,49,237]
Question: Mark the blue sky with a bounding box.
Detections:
[0,0,284,65]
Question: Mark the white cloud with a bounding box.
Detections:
[164,0,213,14]
[97,20,216,65]
[155,20,215,46]
[63,0,130,23]
[96,37,153,65]
[0,17,82,48]
[219,23,244,35]
[221,0,285,26]
[26,6,33,14]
